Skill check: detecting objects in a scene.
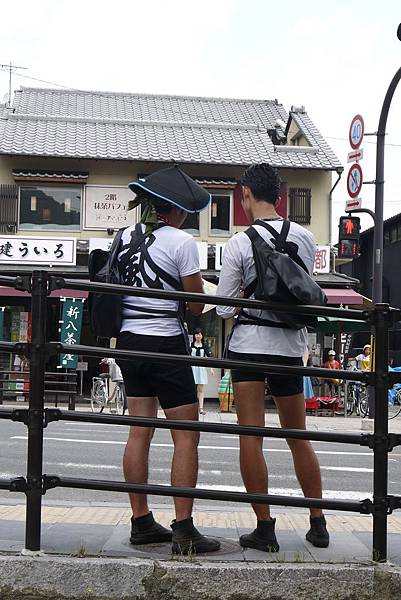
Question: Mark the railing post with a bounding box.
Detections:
[372,303,390,562]
[25,270,48,552]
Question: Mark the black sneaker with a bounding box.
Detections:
[171,517,221,555]
[305,515,330,548]
[130,511,172,545]
[239,518,280,552]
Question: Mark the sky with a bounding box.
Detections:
[1,0,401,243]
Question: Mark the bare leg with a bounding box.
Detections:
[164,402,200,521]
[197,384,205,413]
[274,393,323,518]
[123,396,157,518]
[234,381,271,520]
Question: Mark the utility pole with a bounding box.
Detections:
[0,62,27,107]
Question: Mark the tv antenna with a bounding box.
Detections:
[0,62,28,106]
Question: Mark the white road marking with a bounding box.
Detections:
[197,484,372,501]
[320,466,373,473]
[11,436,375,456]
[44,462,221,476]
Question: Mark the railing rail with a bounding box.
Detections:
[0,269,399,562]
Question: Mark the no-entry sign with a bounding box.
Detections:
[347,163,363,198]
[349,115,364,149]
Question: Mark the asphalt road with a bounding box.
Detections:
[1,416,401,507]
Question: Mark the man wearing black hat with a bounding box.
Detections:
[116,166,220,555]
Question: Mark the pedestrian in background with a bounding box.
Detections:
[190,328,214,415]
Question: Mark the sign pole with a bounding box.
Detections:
[372,64,401,303]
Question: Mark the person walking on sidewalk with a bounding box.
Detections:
[190,328,215,415]
[117,166,220,555]
[216,163,329,552]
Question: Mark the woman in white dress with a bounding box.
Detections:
[190,328,214,415]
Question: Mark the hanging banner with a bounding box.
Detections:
[59,298,84,368]
[10,310,20,342]
[0,307,4,340]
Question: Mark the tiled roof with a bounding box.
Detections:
[0,87,342,170]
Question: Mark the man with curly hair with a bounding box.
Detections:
[216,163,329,552]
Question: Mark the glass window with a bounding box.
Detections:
[289,188,311,224]
[182,212,200,235]
[19,185,81,231]
[209,193,231,235]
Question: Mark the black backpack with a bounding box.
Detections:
[241,219,327,330]
[87,225,145,339]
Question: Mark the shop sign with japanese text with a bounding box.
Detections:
[84,186,139,230]
[0,236,76,266]
[59,298,84,369]
[314,245,330,274]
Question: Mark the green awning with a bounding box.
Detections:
[316,317,369,333]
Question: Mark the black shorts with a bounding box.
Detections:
[228,350,303,398]
[116,332,197,410]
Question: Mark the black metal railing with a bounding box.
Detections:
[1,270,401,562]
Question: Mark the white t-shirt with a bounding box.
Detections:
[118,224,200,336]
[216,219,317,357]
[355,353,371,371]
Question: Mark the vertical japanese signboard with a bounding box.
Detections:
[59,298,84,368]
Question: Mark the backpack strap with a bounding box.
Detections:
[252,219,309,272]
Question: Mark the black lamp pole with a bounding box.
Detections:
[372,24,401,303]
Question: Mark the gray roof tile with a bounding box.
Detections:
[0,87,342,169]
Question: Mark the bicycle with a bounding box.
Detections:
[91,373,127,415]
[334,381,368,417]
[388,387,401,420]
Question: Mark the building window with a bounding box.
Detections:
[19,185,81,231]
[182,212,200,236]
[289,188,311,225]
[209,193,231,236]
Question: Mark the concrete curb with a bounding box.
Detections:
[1,556,401,600]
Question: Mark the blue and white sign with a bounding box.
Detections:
[349,115,364,150]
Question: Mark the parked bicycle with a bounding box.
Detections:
[90,359,127,415]
[334,382,369,417]
[388,387,401,420]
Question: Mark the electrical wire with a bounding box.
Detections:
[0,68,76,90]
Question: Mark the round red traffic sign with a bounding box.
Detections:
[347,163,363,198]
[349,114,364,149]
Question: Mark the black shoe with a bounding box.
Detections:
[306,515,330,548]
[171,517,221,555]
[130,511,172,545]
[239,518,280,552]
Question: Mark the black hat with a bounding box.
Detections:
[128,166,211,213]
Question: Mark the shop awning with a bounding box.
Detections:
[317,316,369,333]
[0,286,88,299]
[322,288,364,305]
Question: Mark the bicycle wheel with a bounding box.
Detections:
[115,385,125,416]
[359,395,369,418]
[91,380,106,413]
[388,390,401,420]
